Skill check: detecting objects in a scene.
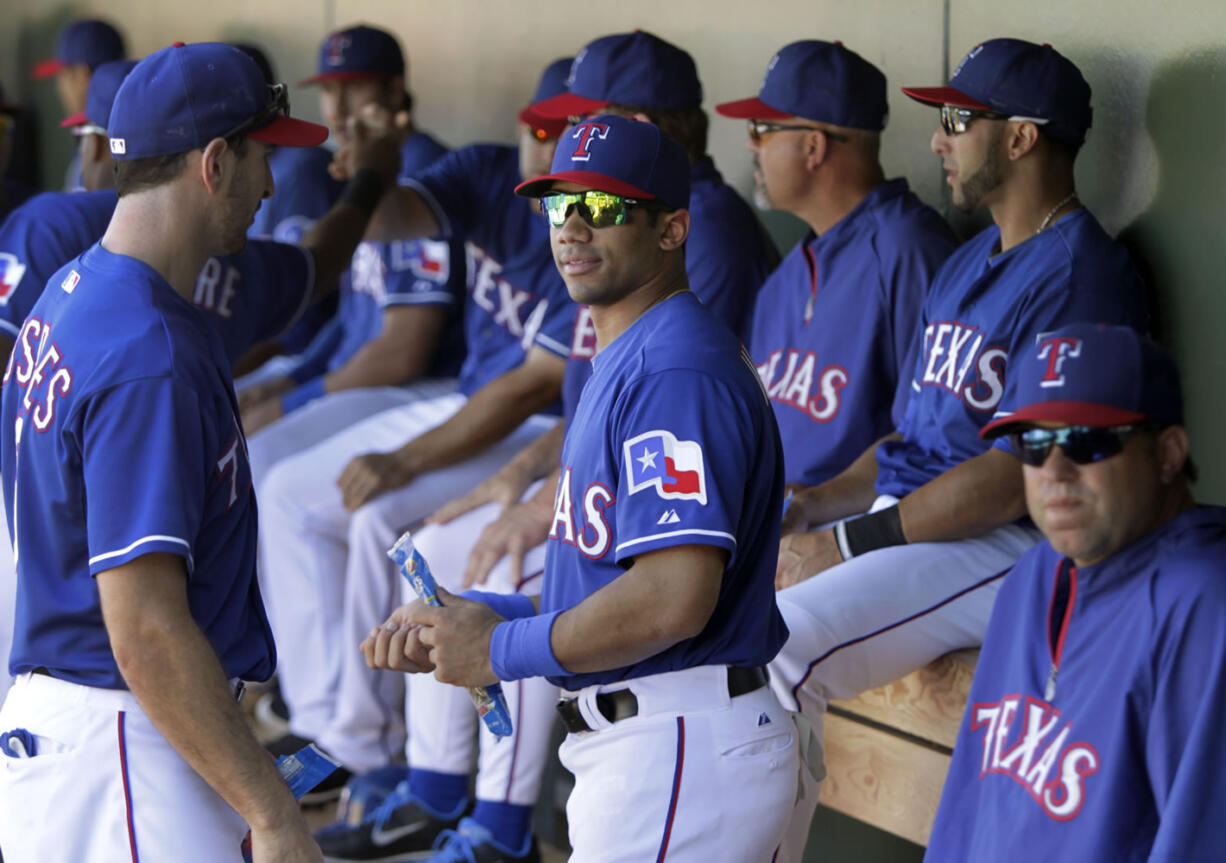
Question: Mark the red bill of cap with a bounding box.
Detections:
[515,169,655,201]
[714,96,792,120]
[297,70,388,87]
[900,85,994,111]
[980,401,1148,440]
[33,58,67,79]
[518,105,567,140]
[250,115,330,148]
[528,92,610,120]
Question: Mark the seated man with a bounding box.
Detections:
[928,322,1226,861]
[767,38,1151,861]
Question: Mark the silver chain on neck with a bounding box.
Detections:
[1036,192,1079,235]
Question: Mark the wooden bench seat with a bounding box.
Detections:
[818,649,979,847]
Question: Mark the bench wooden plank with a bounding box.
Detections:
[827,649,978,749]
[818,712,952,847]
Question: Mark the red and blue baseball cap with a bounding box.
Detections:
[981,323,1183,439]
[514,114,690,210]
[519,57,575,140]
[716,40,888,130]
[902,38,1092,148]
[33,19,126,79]
[60,59,138,131]
[530,31,703,119]
[298,25,405,86]
[107,42,328,160]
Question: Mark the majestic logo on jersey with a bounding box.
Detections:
[569,122,611,162]
[396,239,451,283]
[0,253,27,305]
[3,317,74,433]
[60,270,80,294]
[1036,336,1082,388]
[325,34,352,66]
[569,306,596,360]
[970,694,1099,821]
[194,258,240,318]
[624,430,707,505]
[757,349,848,422]
[549,465,614,558]
[915,320,1008,412]
[466,243,551,352]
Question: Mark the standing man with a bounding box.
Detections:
[32,18,126,190]
[767,38,1151,860]
[0,42,332,862]
[716,39,958,487]
[0,42,331,863]
[928,323,1226,860]
[365,114,799,863]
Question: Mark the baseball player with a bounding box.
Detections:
[237,24,464,446]
[0,42,331,861]
[365,114,799,863]
[32,18,126,191]
[313,36,786,861]
[716,39,958,487]
[766,39,1152,861]
[256,57,577,802]
[927,322,1226,861]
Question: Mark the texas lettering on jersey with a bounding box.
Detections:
[970,694,1099,821]
[549,464,614,559]
[756,349,848,422]
[467,242,550,350]
[915,320,1007,412]
[570,305,596,360]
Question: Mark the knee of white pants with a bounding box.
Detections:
[260,450,347,538]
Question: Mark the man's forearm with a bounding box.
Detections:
[363,185,442,244]
[322,326,440,393]
[505,422,566,486]
[791,432,897,528]
[396,359,563,476]
[115,617,299,832]
[897,447,1027,543]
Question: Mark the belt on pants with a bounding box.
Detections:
[556,666,768,734]
[30,666,247,703]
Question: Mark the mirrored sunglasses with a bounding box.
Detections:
[939,104,1050,136]
[219,82,290,141]
[746,119,847,143]
[541,190,659,229]
[1008,424,1147,467]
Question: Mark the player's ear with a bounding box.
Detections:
[199,137,232,196]
[658,209,690,252]
[1155,425,1190,484]
[803,129,829,172]
[1006,120,1041,161]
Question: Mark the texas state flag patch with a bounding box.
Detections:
[0,253,27,305]
[624,430,707,505]
[394,238,450,283]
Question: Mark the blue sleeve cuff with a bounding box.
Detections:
[489,611,567,682]
[281,377,326,413]
[459,590,536,621]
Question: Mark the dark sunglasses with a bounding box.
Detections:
[1008,424,1148,467]
[541,190,662,229]
[219,82,289,140]
[747,119,848,144]
[939,104,1050,136]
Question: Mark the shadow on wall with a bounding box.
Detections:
[1118,47,1226,502]
[17,6,84,192]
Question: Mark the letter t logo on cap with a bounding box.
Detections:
[1037,336,1082,387]
[570,122,611,162]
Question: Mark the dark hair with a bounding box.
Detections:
[1182,454,1199,483]
[113,133,248,197]
[1039,129,1081,162]
[611,103,708,165]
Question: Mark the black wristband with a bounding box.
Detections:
[337,168,387,216]
[835,505,906,560]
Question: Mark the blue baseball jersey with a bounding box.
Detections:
[0,190,118,340]
[559,158,779,420]
[405,144,576,395]
[541,292,788,690]
[249,145,343,243]
[749,179,958,486]
[927,506,1226,862]
[0,191,315,365]
[2,244,274,688]
[285,133,467,387]
[875,209,1149,498]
